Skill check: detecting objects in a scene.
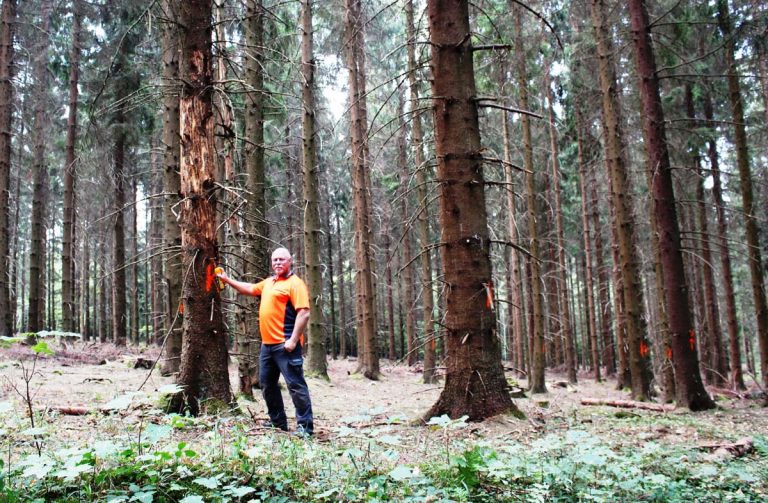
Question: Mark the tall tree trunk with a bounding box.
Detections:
[424,0,519,421]
[62,0,81,333]
[628,0,714,410]
[716,0,768,388]
[502,108,525,376]
[685,84,726,386]
[545,65,576,383]
[406,0,437,382]
[169,0,233,415]
[98,238,108,343]
[161,0,182,374]
[703,89,745,390]
[590,0,651,399]
[130,177,139,344]
[575,107,600,382]
[335,209,348,359]
[112,60,127,346]
[512,3,546,394]
[238,0,267,394]
[397,97,416,366]
[345,0,378,379]
[80,237,90,339]
[0,0,16,336]
[150,138,164,345]
[323,200,338,360]
[300,0,327,379]
[28,0,53,332]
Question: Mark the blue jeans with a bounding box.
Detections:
[260,343,314,434]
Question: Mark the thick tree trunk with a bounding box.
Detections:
[149,139,165,345]
[28,0,53,333]
[406,0,437,382]
[628,0,714,410]
[335,210,348,358]
[590,0,652,399]
[62,0,81,333]
[170,0,233,415]
[160,0,183,374]
[345,0,379,379]
[323,201,338,360]
[703,89,745,390]
[512,3,546,394]
[0,0,15,336]
[717,0,768,388]
[300,0,327,379]
[424,0,519,421]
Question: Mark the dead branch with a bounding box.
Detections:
[580,398,674,412]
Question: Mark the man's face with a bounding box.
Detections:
[271,250,292,277]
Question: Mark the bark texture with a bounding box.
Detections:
[628,0,714,410]
[0,0,15,335]
[170,0,233,415]
[424,0,519,421]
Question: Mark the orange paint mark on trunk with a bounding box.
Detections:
[666,346,672,360]
[179,302,184,314]
[484,281,494,310]
[639,341,649,357]
[689,329,696,351]
[204,262,216,292]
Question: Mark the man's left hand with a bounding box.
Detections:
[284,338,298,352]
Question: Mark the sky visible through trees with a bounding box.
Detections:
[0,0,767,416]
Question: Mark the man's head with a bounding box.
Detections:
[271,247,293,277]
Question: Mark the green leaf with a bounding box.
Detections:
[695,464,719,478]
[376,435,401,446]
[426,414,451,427]
[31,341,53,355]
[157,384,185,395]
[179,496,205,503]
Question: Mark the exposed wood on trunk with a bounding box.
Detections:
[170,0,233,415]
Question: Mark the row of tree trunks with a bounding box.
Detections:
[716,0,768,389]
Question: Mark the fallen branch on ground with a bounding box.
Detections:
[580,398,674,412]
[698,437,754,459]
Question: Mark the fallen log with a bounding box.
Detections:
[580,398,674,412]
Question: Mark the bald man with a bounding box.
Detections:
[217,247,314,436]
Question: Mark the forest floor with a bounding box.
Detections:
[0,340,768,503]
[1,339,765,450]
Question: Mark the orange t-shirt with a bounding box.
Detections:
[253,273,310,345]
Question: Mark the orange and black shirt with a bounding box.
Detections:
[252,273,310,345]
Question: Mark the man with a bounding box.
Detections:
[217,247,314,436]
